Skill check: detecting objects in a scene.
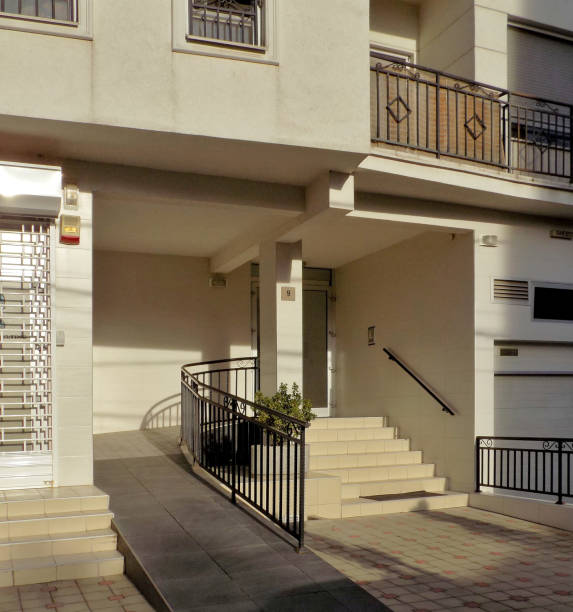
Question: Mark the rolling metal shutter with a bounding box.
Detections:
[0,222,53,489]
[508,26,573,104]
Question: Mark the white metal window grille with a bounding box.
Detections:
[0,223,52,455]
[493,279,529,302]
[189,0,264,48]
[0,0,76,22]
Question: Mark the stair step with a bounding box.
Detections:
[341,476,447,499]
[318,463,435,484]
[309,450,422,470]
[309,438,410,456]
[0,550,124,587]
[310,417,387,430]
[340,491,469,517]
[0,486,110,518]
[0,510,113,539]
[307,427,396,443]
[0,529,117,561]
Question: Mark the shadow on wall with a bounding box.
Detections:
[140,394,181,430]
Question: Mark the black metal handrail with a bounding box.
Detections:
[383,348,455,415]
[180,357,308,550]
[371,52,572,181]
[476,436,573,504]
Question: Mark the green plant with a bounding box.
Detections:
[254,382,315,435]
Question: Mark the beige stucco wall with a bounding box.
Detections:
[92,251,251,434]
[474,219,573,438]
[335,230,475,492]
[0,0,370,153]
[370,0,418,58]
[54,191,93,486]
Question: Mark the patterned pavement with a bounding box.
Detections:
[306,506,573,612]
[0,575,154,612]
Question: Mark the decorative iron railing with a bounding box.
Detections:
[371,52,572,181]
[0,0,76,22]
[476,437,573,504]
[188,0,263,48]
[180,357,308,550]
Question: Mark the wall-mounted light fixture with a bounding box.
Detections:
[63,184,79,211]
[480,234,498,247]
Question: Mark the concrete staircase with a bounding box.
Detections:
[305,417,468,518]
[0,485,124,587]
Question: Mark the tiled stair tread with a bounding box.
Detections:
[318,463,434,475]
[342,476,446,487]
[361,490,445,502]
[308,427,396,437]
[0,550,124,572]
[0,528,116,546]
[0,486,108,503]
[0,509,113,524]
[310,417,388,430]
[309,439,410,454]
[310,450,422,464]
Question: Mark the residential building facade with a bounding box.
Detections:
[0,0,571,525]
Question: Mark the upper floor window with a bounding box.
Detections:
[0,0,77,23]
[188,0,264,49]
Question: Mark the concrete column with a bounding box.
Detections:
[259,241,303,396]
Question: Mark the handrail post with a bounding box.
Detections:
[557,440,563,504]
[506,93,512,173]
[569,105,572,183]
[298,425,306,553]
[231,398,237,505]
[475,438,481,493]
[436,72,441,158]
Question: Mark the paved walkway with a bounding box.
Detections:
[94,427,388,612]
[306,507,573,612]
[0,575,153,612]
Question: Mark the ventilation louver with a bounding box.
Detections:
[493,279,529,301]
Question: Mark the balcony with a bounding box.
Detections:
[370,52,572,183]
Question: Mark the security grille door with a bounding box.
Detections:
[0,223,53,489]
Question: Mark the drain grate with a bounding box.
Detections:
[361,491,445,502]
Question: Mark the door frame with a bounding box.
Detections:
[250,271,336,417]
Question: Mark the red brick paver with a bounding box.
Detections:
[307,506,573,612]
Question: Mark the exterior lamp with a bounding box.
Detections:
[480,235,498,247]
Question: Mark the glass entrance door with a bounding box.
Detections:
[303,289,329,415]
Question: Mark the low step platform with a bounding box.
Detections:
[341,491,469,517]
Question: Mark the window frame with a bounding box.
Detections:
[0,0,91,39]
[173,0,278,65]
[531,282,573,323]
[187,0,265,52]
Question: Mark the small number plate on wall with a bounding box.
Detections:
[281,286,296,301]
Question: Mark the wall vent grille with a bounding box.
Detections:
[493,279,529,301]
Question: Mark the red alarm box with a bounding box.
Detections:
[60,215,81,245]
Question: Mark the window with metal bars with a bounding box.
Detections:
[0,0,76,22]
[188,0,264,48]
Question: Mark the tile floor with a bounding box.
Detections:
[0,575,154,612]
[306,506,573,612]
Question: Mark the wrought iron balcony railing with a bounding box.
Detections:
[0,0,76,22]
[371,52,572,181]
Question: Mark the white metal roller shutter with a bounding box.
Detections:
[0,222,53,489]
[508,26,573,104]
[494,344,573,438]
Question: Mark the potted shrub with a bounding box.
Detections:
[250,383,315,476]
